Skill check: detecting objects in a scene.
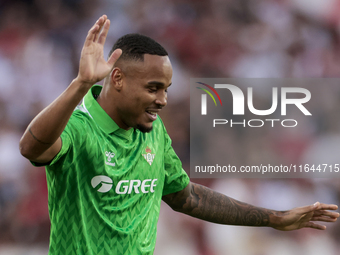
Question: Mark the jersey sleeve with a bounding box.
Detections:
[30,113,78,168]
[47,128,72,167]
[162,130,190,196]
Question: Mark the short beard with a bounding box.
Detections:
[135,124,153,133]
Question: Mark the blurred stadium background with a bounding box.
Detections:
[0,0,340,254]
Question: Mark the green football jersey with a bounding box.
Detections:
[43,85,190,255]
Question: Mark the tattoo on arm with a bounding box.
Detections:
[28,127,53,145]
[164,183,281,227]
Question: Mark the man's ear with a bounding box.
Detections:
[110,67,123,91]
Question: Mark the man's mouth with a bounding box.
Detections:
[146,110,158,121]
[146,110,157,115]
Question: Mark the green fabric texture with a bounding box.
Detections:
[42,85,189,255]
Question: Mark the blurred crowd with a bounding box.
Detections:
[0,0,340,254]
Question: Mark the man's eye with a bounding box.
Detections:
[148,88,157,93]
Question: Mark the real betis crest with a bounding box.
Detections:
[142,146,155,166]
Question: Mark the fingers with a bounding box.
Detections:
[311,209,339,222]
[84,15,107,47]
[297,202,321,215]
[303,202,339,225]
[97,19,110,45]
[313,209,340,218]
[298,202,339,215]
[84,24,99,47]
[311,203,339,221]
[107,49,122,67]
[93,15,107,42]
[304,222,327,230]
[311,215,338,222]
[317,203,338,211]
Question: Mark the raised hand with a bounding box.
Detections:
[272,202,339,231]
[77,15,122,86]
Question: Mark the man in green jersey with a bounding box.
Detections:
[20,15,339,255]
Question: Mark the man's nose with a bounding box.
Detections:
[155,90,167,107]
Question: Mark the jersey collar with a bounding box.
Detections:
[82,85,133,138]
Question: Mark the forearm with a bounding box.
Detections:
[19,78,92,160]
[164,182,283,227]
[20,16,122,162]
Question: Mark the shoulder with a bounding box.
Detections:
[62,106,95,138]
[68,105,93,125]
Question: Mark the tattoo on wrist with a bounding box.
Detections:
[28,127,53,145]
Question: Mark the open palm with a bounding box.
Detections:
[77,15,122,85]
[273,202,339,231]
